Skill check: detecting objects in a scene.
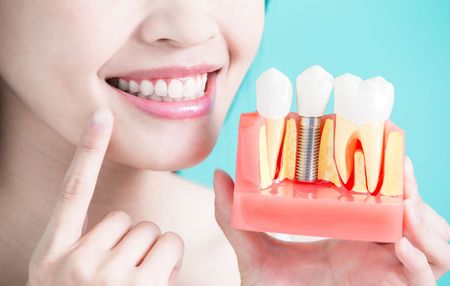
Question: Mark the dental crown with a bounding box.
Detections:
[334,74,394,126]
[296,65,334,117]
[256,68,293,119]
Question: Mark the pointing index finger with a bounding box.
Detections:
[46,108,113,246]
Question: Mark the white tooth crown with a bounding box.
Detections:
[168,79,183,98]
[129,80,140,94]
[334,74,394,126]
[256,68,293,119]
[115,73,208,102]
[140,80,154,96]
[296,65,333,117]
[155,80,167,97]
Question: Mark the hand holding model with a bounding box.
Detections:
[215,153,450,286]
[27,109,184,286]
[214,66,450,285]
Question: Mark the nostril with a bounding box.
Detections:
[139,9,219,49]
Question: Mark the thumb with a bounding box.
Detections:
[213,169,268,268]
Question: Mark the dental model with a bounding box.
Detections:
[256,68,293,188]
[232,66,405,243]
[295,66,333,182]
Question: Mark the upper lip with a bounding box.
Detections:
[105,65,221,81]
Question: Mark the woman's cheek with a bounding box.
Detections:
[220,1,265,61]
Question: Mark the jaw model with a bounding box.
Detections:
[232,66,405,243]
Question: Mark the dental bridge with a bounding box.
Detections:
[232,66,404,243]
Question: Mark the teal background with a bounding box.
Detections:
[180,1,450,284]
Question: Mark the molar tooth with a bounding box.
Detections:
[162,96,173,102]
[118,79,129,91]
[334,74,394,192]
[168,79,183,98]
[155,80,168,97]
[183,78,196,98]
[129,80,140,94]
[140,80,154,96]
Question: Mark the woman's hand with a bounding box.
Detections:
[27,109,184,286]
[214,158,450,285]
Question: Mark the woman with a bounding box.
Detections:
[0,0,448,285]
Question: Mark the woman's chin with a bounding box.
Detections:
[106,139,215,172]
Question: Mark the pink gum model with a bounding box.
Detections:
[232,112,404,243]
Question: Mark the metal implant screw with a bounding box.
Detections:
[295,116,322,182]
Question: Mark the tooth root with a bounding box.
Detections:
[278,118,297,181]
[358,122,385,193]
[334,116,357,184]
[318,119,342,187]
[352,150,368,193]
[265,118,285,179]
[259,125,272,189]
[380,131,404,196]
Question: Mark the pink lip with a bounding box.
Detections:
[112,71,217,120]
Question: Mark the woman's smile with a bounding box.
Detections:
[106,66,221,119]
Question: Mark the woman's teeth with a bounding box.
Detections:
[112,74,208,102]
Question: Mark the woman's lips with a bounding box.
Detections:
[110,71,217,120]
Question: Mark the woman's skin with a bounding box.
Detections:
[0,0,263,284]
[0,0,449,285]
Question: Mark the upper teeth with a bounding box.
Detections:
[115,74,208,101]
[296,65,333,117]
[334,73,394,192]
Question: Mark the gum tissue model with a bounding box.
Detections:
[232,66,405,242]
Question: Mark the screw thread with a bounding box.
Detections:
[295,117,322,182]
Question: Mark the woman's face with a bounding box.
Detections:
[0,0,264,170]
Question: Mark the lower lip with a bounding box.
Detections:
[114,72,217,120]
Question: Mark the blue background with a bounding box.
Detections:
[180,1,450,284]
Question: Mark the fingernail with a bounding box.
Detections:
[90,108,112,129]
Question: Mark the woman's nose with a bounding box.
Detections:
[139,0,219,49]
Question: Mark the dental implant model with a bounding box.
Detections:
[256,68,293,188]
[232,65,405,243]
[295,66,333,182]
